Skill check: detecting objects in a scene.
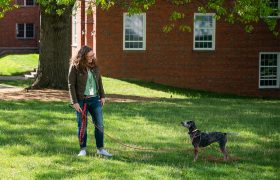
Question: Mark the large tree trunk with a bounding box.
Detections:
[31,6,73,90]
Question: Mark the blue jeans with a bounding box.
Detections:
[76,96,104,149]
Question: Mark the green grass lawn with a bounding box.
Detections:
[0,78,279,179]
[0,54,39,76]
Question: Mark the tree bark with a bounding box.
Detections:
[31,6,73,90]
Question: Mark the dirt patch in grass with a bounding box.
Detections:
[0,88,164,102]
[0,88,70,102]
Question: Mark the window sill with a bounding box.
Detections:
[18,5,36,7]
[123,49,146,52]
[193,49,215,52]
[260,16,280,19]
[259,87,280,89]
[16,37,35,40]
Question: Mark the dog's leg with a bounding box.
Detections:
[194,146,199,162]
[219,135,228,161]
[222,148,228,161]
[219,147,228,161]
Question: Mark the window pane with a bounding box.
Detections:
[124,16,132,28]
[203,42,208,48]
[125,42,129,48]
[16,0,24,5]
[261,59,265,66]
[195,30,200,40]
[195,42,201,48]
[195,16,213,28]
[208,34,212,41]
[26,31,34,37]
[125,29,129,34]
[264,80,268,86]
[26,23,34,37]
[17,24,24,37]
[132,32,142,41]
[26,0,34,5]
[133,42,138,48]
[270,0,278,8]
[125,35,129,41]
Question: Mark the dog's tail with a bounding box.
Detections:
[225,132,240,136]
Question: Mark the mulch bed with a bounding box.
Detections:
[0,88,161,102]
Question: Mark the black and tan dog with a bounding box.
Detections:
[181,121,228,161]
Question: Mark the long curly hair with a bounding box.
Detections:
[70,45,96,72]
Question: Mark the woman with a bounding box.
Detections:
[68,45,112,157]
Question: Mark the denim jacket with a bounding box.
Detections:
[68,65,105,104]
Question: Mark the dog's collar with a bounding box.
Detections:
[192,129,198,133]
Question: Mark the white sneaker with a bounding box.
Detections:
[97,148,113,157]
[78,149,86,156]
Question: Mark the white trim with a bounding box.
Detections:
[259,52,280,89]
[71,2,78,47]
[193,13,216,51]
[123,13,146,51]
[71,13,78,47]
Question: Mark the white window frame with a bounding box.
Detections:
[123,13,146,51]
[193,13,216,51]
[259,52,280,89]
[16,0,35,7]
[72,14,78,47]
[267,0,280,18]
[16,23,35,39]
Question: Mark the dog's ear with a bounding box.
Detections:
[188,121,196,128]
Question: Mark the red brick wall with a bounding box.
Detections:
[96,1,280,98]
[85,8,94,49]
[0,1,40,50]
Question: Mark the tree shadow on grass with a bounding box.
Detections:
[0,101,76,153]
[0,99,279,179]
[32,144,278,179]
[105,100,280,135]
[117,78,264,100]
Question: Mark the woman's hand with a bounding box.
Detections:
[73,103,82,113]
[101,98,105,106]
